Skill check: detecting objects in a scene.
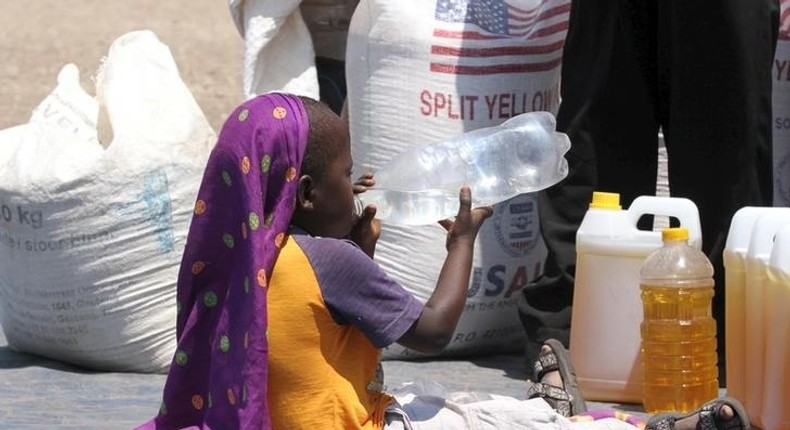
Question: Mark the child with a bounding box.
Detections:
[137,93,750,430]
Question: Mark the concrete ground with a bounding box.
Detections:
[0,323,648,429]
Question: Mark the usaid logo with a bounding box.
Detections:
[493,193,539,257]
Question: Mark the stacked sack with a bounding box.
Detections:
[0,31,215,373]
[346,0,570,358]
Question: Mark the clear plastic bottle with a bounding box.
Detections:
[639,227,718,414]
[353,111,570,225]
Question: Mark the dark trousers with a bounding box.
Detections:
[316,56,347,116]
[517,0,779,383]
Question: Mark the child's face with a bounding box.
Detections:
[304,118,356,238]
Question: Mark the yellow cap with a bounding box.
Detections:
[589,191,621,210]
[662,227,689,241]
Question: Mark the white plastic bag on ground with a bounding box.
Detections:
[0,30,215,373]
[388,381,636,430]
[346,0,570,358]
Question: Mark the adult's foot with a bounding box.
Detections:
[646,397,749,430]
[526,338,586,417]
[537,344,563,387]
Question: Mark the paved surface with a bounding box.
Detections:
[0,323,647,429]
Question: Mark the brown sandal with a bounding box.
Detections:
[526,338,587,417]
[646,397,750,430]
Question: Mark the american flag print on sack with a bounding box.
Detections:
[431,0,571,75]
[780,0,790,40]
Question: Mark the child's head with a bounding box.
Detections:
[291,96,356,239]
[151,92,312,429]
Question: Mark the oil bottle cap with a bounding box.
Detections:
[589,191,621,210]
[662,227,689,241]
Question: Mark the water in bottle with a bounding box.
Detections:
[354,111,570,225]
[640,227,718,414]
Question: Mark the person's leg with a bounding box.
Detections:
[659,0,779,383]
[315,56,347,115]
[518,0,660,366]
[529,340,750,430]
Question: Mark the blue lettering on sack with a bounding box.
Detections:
[478,261,541,299]
[112,169,174,253]
[141,170,175,253]
[468,267,483,298]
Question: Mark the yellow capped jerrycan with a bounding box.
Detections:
[723,207,788,404]
[569,191,701,403]
[743,209,790,428]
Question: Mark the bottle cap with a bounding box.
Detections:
[662,227,689,241]
[589,191,621,210]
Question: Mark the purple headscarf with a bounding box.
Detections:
[137,93,308,430]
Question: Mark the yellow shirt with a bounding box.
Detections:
[267,233,421,429]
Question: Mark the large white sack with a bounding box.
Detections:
[0,30,215,373]
[229,0,358,99]
[229,0,320,99]
[773,0,790,207]
[346,0,570,358]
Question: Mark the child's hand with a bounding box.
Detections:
[349,203,380,259]
[349,172,379,257]
[438,186,492,250]
[353,172,375,194]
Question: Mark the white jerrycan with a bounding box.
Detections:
[570,191,701,403]
[743,209,790,428]
[723,207,787,404]
[761,224,790,430]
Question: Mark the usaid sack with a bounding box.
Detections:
[346,0,570,358]
[0,31,215,373]
[773,0,790,207]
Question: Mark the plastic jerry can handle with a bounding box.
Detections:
[627,196,702,248]
[748,209,790,260]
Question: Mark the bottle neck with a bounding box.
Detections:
[353,194,366,217]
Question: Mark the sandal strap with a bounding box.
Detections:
[646,400,746,430]
[700,401,746,430]
[648,416,675,430]
[527,381,573,417]
[532,350,560,382]
[698,402,718,430]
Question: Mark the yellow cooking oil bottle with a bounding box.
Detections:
[639,227,718,414]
